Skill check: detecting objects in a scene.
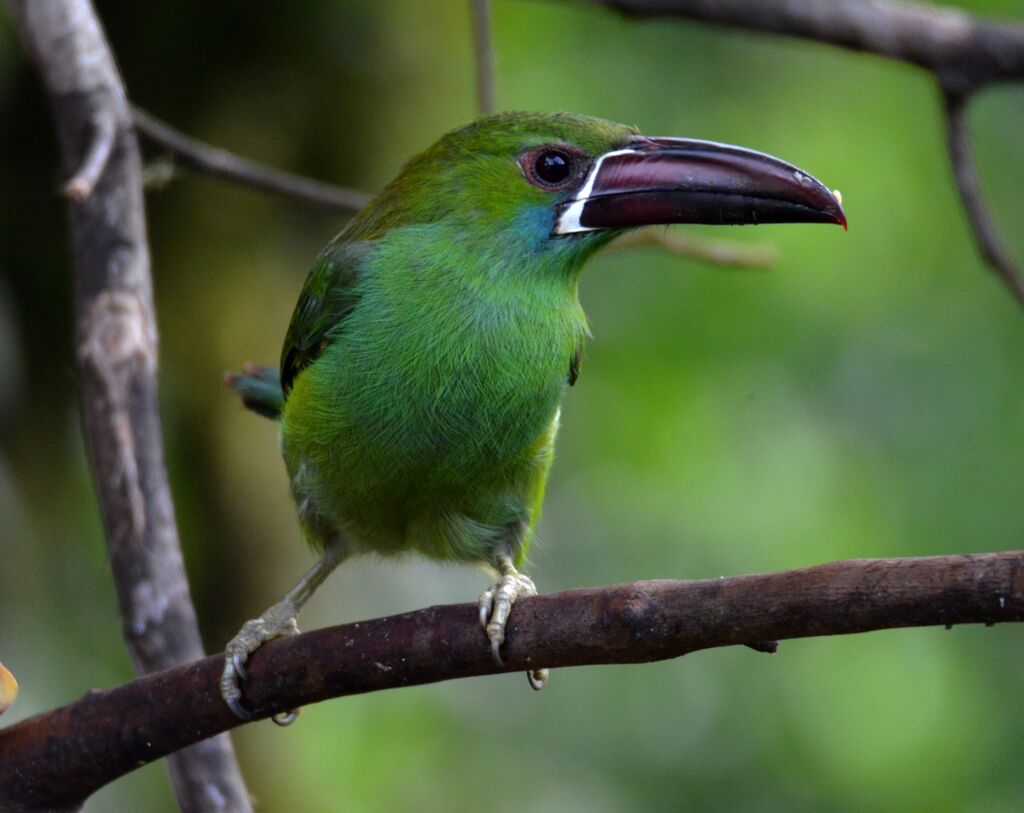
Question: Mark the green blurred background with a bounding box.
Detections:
[2,1,1023,810]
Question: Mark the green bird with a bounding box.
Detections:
[222,111,845,719]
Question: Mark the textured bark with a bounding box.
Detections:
[5,2,253,811]
[1,552,1021,811]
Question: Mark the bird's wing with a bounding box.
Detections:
[280,241,370,395]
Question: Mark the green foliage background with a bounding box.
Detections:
[1,2,1022,810]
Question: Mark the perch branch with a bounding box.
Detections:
[5,2,253,811]
[131,106,372,213]
[563,0,1024,304]
[1,551,1022,812]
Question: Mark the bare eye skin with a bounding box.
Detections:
[521,146,584,191]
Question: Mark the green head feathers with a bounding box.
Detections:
[343,112,638,252]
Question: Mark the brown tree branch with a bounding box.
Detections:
[470,0,497,115]
[131,106,372,213]
[561,0,1024,305]
[1,552,1022,812]
[5,2,253,812]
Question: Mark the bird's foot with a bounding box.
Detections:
[478,555,549,690]
[221,598,302,724]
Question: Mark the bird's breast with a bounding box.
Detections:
[294,282,579,494]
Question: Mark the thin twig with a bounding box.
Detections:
[1,551,1021,811]
[611,227,777,268]
[942,89,1024,306]
[6,2,254,811]
[131,106,372,213]
[470,0,496,115]
[62,108,116,199]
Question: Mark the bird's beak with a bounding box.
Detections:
[554,136,846,235]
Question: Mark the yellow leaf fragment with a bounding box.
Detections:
[0,662,18,715]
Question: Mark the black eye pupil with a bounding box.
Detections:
[535,151,571,184]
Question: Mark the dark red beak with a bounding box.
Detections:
[554,136,846,235]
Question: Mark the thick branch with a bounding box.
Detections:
[1,552,1021,812]
[6,2,253,811]
[132,106,371,213]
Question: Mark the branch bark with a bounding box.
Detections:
[564,0,1024,305]
[5,2,253,811]
[1,552,1021,812]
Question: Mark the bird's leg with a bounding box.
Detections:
[479,553,549,690]
[221,544,345,723]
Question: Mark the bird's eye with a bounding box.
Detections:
[534,150,572,185]
[521,146,583,190]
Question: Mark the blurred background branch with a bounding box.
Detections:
[1,551,1021,811]
[942,89,1024,303]
[470,0,496,115]
[609,227,777,267]
[133,106,371,214]
[566,0,1024,303]
[4,1,252,811]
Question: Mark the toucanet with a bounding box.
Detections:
[222,112,846,719]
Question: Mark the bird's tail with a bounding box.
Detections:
[225,363,284,420]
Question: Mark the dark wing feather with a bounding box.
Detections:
[568,346,581,386]
[280,241,369,395]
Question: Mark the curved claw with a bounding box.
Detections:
[231,653,249,683]
[225,693,253,722]
[272,709,300,727]
[491,637,505,666]
[528,668,548,691]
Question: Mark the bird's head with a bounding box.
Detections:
[345,112,845,270]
